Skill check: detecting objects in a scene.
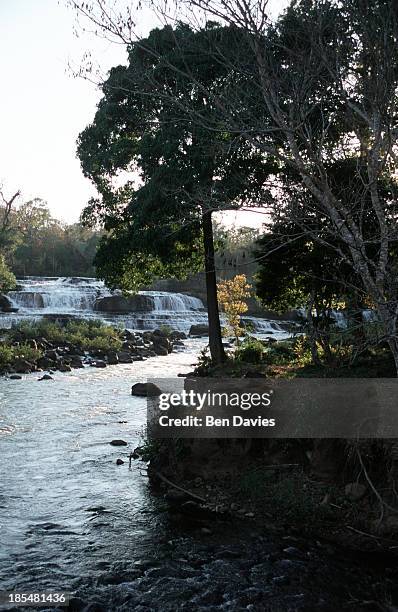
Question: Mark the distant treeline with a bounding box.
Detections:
[0,197,103,282]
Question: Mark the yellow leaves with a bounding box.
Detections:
[217,274,252,342]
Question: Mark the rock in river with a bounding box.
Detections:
[131,382,162,397]
[110,440,128,446]
[189,324,209,337]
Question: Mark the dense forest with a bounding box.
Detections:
[0,192,102,288]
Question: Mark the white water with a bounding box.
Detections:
[3,276,290,337]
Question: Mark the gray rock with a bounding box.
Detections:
[106,351,119,365]
[117,351,133,364]
[152,344,168,356]
[189,324,209,337]
[110,439,128,446]
[116,458,124,465]
[13,360,33,374]
[37,356,56,369]
[93,360,107,368]
[170,330,187,340]
[9,374,22,380]
[94,294,155,313]
[39,374,53,381]
[131,382,162,397]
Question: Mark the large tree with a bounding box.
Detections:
[70,0,398,372]
[77,23,270,364]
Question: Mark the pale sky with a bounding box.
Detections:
[0,0,288,226]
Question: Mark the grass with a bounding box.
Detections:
[7,319,123,353]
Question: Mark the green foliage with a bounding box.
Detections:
[235,337,266,364]
[8,320,122,352]
[265,340,297,365]
[0,255,16,292]
[137,437,162,462]
[0,344,14,368]
[0,342,43,368]
[77,23,272,291]
[0,198,103,277]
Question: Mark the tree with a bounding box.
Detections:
[77,23,270,364]
[168,0,398,374]
[69,0,398,373]
[217,274,251,344]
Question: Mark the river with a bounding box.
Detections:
[0,279,397,610]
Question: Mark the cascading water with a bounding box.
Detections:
[2,277,291,337]
[8,277,110,313]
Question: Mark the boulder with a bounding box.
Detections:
[117,351,133,364]
[152,344,168,356]
[152,334,170,351]
[0,294,13,312]
[13,360,33,374]
[69,356,84,368]
[345,482,367,501]
[9,374,22,380]
[131,382,162,397]
[39,374,53,381]
[170,330,187,341]
[93,360,107,368]
[94,294,155,313]
[58,364,72,372]
[110,439,128,446]
[189,324,209,337]
[153,328,169,338]
[116,458,124,465]
[106,351,119,365]
[37,356,56,370]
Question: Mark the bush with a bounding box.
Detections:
[0,344,14,368]
[235,337,266,364]
[0,342,43,369]
[8,319,123,352]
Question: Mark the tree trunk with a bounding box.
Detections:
[202,209,226,365]
[377,303,398,376]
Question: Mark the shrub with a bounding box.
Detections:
[13,343,43,362]
[0,344,14,368]
[0,342,43,369]
[235,337,266,364]
[7,319,123,352]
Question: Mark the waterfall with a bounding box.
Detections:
[2,276,291,337]
[8,277,110,313]
[139,291,204,312]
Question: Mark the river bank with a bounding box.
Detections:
[0,320,187,376]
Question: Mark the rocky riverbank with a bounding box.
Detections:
[0,320,187,377]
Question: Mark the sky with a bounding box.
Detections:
[0,0,288,227]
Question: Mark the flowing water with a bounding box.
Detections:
[3,277,289,337]
[0,279,396,610]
